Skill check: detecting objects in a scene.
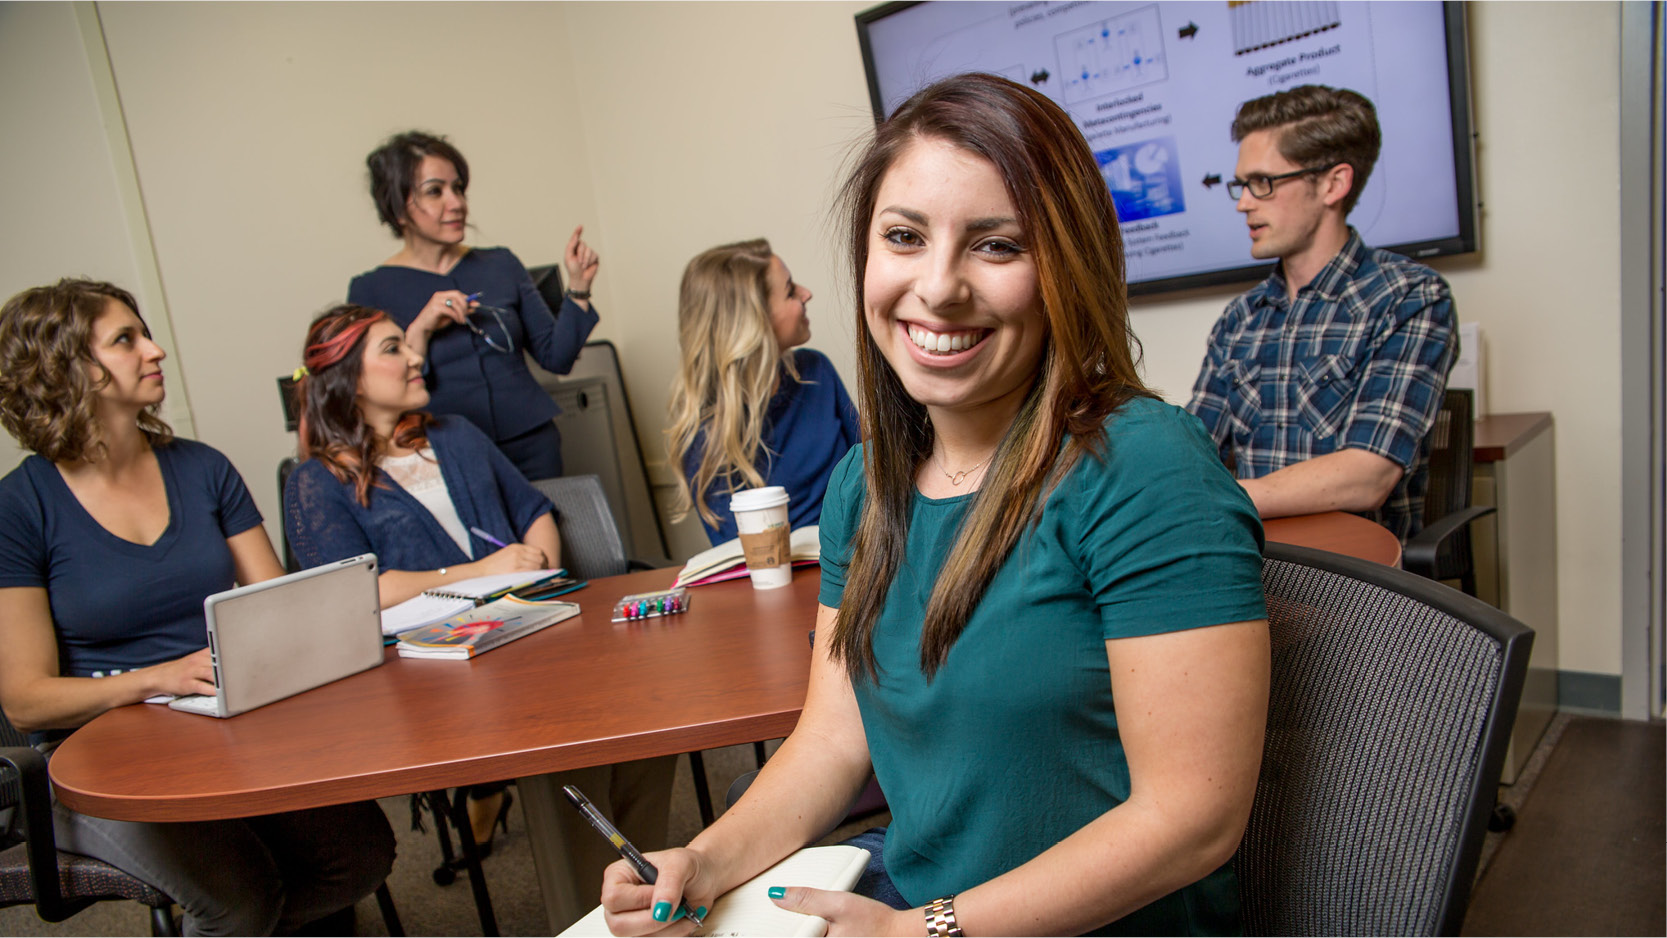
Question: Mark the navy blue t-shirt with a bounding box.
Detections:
[684,348,860,544]
[0,439,264,678]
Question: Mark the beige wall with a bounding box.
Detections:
[4,2,1627,675]
[93,1,600,551]
[0,1,191,472]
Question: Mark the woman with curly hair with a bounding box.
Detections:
[0,279,394,936]
[666,238,859,544]
[283,304,674,893]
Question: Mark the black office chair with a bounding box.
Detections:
[1240,542,1532,935]
[277,456,301,573]
[531,474,639,579]
[0,716,178,935]
[0,708,405,936]
[1404,388,1495,596]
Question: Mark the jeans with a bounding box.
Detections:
[841,826,912,910]
[51,796,395,936]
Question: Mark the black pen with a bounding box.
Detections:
[562,784,704,928]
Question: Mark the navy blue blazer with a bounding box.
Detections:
[347,247,599,442]
[284,416,555,571]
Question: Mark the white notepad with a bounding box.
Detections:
[559,844,870,937]
[379,569,565,635]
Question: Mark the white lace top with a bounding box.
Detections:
[379,448,472,558]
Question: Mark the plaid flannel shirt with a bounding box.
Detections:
[1186,229,1458,540]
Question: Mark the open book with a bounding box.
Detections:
[673,526,821,588]
[559,844,869,937]
[379,569,573,635]
[395,595,580,660]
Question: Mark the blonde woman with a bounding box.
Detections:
[667,239,860,545]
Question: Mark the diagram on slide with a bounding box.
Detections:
[1056,5,1168,105]
[1229,0,1342,56]
[1095,137,1186,222]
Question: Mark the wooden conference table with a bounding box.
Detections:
[49,510,1395,929]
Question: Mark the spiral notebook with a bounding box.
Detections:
[558,844,870,937]
[379,569,570,635]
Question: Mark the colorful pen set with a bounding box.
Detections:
[611,588,690,623]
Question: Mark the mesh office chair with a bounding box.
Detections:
[1241,542,1533,935]
[277,456,301,573]
[531,474,636,579]
[0,708,405,936]
[1404,388,1496,596]
[0,715,178,935]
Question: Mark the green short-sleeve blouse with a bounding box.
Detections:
[818,396,1266,935]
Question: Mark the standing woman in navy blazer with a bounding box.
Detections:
[347,130,602,482]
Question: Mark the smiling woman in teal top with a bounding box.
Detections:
[594,74,1270,938]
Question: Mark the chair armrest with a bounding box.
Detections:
[1,745,86,920]
[627,557,675,573]
[1403,505,1497,577]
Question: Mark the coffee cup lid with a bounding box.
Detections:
[730,486,790,512]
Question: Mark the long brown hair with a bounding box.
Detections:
[0,278,173,463]
[830,73,1152,681]
[295,304,432,506]
[665,237,800,529]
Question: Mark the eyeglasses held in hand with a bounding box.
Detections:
[464,305,515,354]
[1226,165,1335,200]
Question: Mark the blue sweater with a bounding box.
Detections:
[284,417,554,571]
[0,439,264,679]
[347,247,599,442]
[683,348,860,544]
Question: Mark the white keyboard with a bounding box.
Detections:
[167,694,224,717]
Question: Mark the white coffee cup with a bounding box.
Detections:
[730,486,793,590]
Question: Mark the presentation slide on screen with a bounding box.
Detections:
[863,1,1462,287]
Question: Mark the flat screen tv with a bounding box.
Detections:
[855,1,1478,296]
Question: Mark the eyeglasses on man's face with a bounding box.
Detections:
[1226,165,1336,200]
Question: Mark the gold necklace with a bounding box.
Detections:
[934,447,995,486]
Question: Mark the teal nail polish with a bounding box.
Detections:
[671,906,687,923]
[768,886,786,900]
[652,901,672,922]
[696,907,708,918]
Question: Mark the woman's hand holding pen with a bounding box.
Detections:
[600,847,714,937]
[410,289,477,340]
[465,543,547,579]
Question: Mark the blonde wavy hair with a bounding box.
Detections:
[0,279,173,463]
[666,238,800,530]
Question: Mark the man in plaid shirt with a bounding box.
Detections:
[1187,86,1457,541]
